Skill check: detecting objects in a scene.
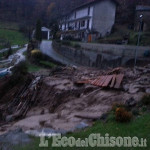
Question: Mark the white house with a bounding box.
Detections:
[41,27,51,40]
[59,0,118,42]
[32,26,51,40]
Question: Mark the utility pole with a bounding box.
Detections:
[134,15,143,68]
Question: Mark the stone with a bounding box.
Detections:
[5,115,15,122]
[146,88,150,94]
[128,85,140,94]
[125,97,136,107]
[123,84,130,92]
[74,122,88,130]
[25,128,67,137]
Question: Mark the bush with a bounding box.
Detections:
[61,40,71,46]
[31,49,43,60]
[55,40,61,43]
[112,103,125,112]
[141,95,150,105]
[115,107,133,122]
[74,44,81,49]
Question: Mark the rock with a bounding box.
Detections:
[25,128,67,137]
[125,97,136,107]
[146,88,150,94]
[128,85,140,94]
[74,122,88,130]
[5,115,15,122]
[123,84,129,92]
[100,113,108,120]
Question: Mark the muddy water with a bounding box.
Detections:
[0,45,27,74]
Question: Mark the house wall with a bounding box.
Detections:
[61,6,94,31]
[92,0,116,37]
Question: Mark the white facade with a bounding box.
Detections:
[32,27,51,40]
[41,27,51,40]
[60,6,93,31]
[59,0,117,41]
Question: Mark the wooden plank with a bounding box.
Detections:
[91,79,98,85]
[94,79,100,86]
[102,75,113,87]
[110,75,116,88]
[114,74,124,89]
[99,76,108,86]
[94,77,102,86]
[96,78,104,86]
[96,76,105,86]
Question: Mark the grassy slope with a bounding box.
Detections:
[0,21,19,30]
[16,113,150,150]
[0,29,27,46]
[27,62,42,72]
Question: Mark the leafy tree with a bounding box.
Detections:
[35,19,42,41]
[50,20,59,39]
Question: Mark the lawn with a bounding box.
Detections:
[26,62,42,73]
[0,21,19,30]
[15,112,150,150]
[39,60,57,68]
[0,29,27,46]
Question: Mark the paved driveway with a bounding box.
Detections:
[40,40,76,66]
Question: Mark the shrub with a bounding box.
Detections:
[74,44,81,49]
[31,49,43,60]
[141,94,150,105]
[61,40,71,46]
[112,103,125,112]
[132,108,139,116]
[115,107,133,122]
[55,40,61,43]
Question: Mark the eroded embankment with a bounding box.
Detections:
[0,65,150,134]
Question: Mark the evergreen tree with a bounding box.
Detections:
[35,19,42,41]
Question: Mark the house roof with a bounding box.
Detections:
[60,0,119,19]
[41,27,50,32]
[136,5,150,11]
[74,0,119,10]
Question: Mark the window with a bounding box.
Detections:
[87,20,89,29]
[74,11,76,19]
[75,22,77,28]
[88,7,90,15]
[81,20,85,27]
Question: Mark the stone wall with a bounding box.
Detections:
[79,42,150,58]
[53,41,150,68]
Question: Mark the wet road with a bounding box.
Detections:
[40,40,77,66]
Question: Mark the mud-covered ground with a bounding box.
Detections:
[0,65,150,135]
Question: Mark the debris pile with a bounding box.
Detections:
[0,76,41,123]
[0,65,150,133]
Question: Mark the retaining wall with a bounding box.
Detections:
[52,42,150,68]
